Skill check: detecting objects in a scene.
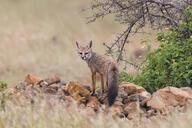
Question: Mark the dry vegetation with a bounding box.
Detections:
[0,95,192,128]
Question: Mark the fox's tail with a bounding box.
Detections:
[107,63,119,107]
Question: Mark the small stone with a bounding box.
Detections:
[82,85,91,92]
[118,89,128,99]
[45,75,61,86]
[123,91,151,104]
[39,81,48,87]
[43,87,57,94]
[110,105,124,117]
[113,97,124,106]
[57,88,64,95]
[120,82,146,95]
[79,103,86,109]
[49,84,60,90]
[67,81,90,103]
[87,96,101,108]
[64,96,73,101]
[124,102,143,119]
[24,74,42,85]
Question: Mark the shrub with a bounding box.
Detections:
[120,7,192,93]
[0,81,8,92]
[119,72,134,83]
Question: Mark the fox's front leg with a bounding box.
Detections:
[101,74,106,95]
[91,72,96,95]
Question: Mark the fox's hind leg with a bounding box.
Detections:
[101,74,105,94]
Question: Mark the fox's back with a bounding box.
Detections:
[88,52,118,74]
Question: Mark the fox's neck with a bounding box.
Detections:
[86,51,96,66]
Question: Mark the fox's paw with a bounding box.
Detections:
[102,90,106,95]
[101,89,107,95]
[90,91,95,96]
[98,94,107,103]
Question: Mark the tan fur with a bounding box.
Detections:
[88,52,118,94]
[76,41,119,106]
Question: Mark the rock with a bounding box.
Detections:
[61,85,69,95]
[124,102,137,118]
[39,81,48,87]
[139,91,152,98]
[43,87,57,94]
[79,103,86,109]
[24,74,42,85]
[110,105,124,117]
[12,74,192,119]
[61,85,68,92]
[123,94,145,104]
[147,86,192,111]
[140,98,151,107]
[82,85,91,92]
[123,91,151,104]
[67,81,90,103]
[76,96,88,103]
[57,88,64,95]
[147,93,165,111]
[98,93,108,105]
[64,96,73,101]
[113,97,124,106]
[146,109,157,117]
[49,84,60,90]
[180,87,192,97]
[165,86,192,99]
[67,81,90,97]
[118,89,128,99]
[124,102,144,119]
[120,82,146,95]
[87,96,101,108]
[58,82,67,86]
[44,75,61,86]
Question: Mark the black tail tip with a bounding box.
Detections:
[108,101,115,107]
[108,94,117,107]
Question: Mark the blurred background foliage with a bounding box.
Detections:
[0,0,158,86]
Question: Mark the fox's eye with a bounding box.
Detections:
[85,52,88,55]
[79,52,82,55]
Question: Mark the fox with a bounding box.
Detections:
[75,40,119,106]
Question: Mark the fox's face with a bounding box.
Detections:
[76,41,92,61]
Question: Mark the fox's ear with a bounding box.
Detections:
[88,40,92,49]
[76,41,80,49]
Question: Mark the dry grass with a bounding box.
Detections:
[0,95,192,128]
[0,0,159,87]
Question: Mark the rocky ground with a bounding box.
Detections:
[3,74,192,119]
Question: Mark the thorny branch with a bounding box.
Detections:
[87,0,191,68]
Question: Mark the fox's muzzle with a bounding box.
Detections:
[81,57,86,60]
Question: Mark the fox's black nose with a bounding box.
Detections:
[82,57,86,60]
